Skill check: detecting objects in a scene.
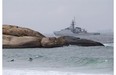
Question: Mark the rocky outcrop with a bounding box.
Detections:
[71,39,104,46]
[3,25,45,38]
[58,36,104,46]
[40,36,104,48]
[57,36,80,45]
[3,25,104,48]
[3,24,45,48]
[3,35,42,48]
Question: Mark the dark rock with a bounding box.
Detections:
[70,39,104,46]
[59,36,104,46]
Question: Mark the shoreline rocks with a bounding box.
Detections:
[41,37,67,48]
[3,25,104,48]
[59,36,104,46]
[3,25,45,38]
[3,35,42,48]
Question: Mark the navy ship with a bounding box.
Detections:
[54,18,100,36]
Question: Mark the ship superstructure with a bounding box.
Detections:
[54,18,100,36]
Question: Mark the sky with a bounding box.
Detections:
[3,0,113,34]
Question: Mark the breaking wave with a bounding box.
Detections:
[3,69,112,75]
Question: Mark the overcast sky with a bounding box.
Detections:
[3,0,113,34]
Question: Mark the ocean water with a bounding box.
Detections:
[3,33,113,75]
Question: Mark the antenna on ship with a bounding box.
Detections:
[71,17,76,33]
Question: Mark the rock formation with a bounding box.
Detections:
[3,25,45,38]
[58,36,104,46]
[3,25,44,48]
[41,37,67,48]
[3,24,104,48]
[3,35,42,48]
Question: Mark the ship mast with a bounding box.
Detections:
[71,17,75,33]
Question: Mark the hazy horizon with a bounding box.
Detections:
[3,0,113,34]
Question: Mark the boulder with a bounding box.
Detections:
[3,35,42,48]
[58,36,104,46]
[70,39,104,46]
[3,25,45,38]
[57,36,80,45]
[41,37,57,48]
[41,37,67,48]
[56,36,67,46]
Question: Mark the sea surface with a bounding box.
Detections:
[3,33,113,75]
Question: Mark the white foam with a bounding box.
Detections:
[3,69,112,75]
[104,43,113,47]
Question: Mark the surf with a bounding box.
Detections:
[3,69,112,75]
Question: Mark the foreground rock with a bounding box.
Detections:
[59,36,104,46]
[3,25,104,48]
[3,25,45,38]
[3,35,42,48]
[40,36,104,48]
[41,37,66,48]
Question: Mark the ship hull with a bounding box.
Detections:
[54,31,100,36]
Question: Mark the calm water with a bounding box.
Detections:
[3,33,113,75]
